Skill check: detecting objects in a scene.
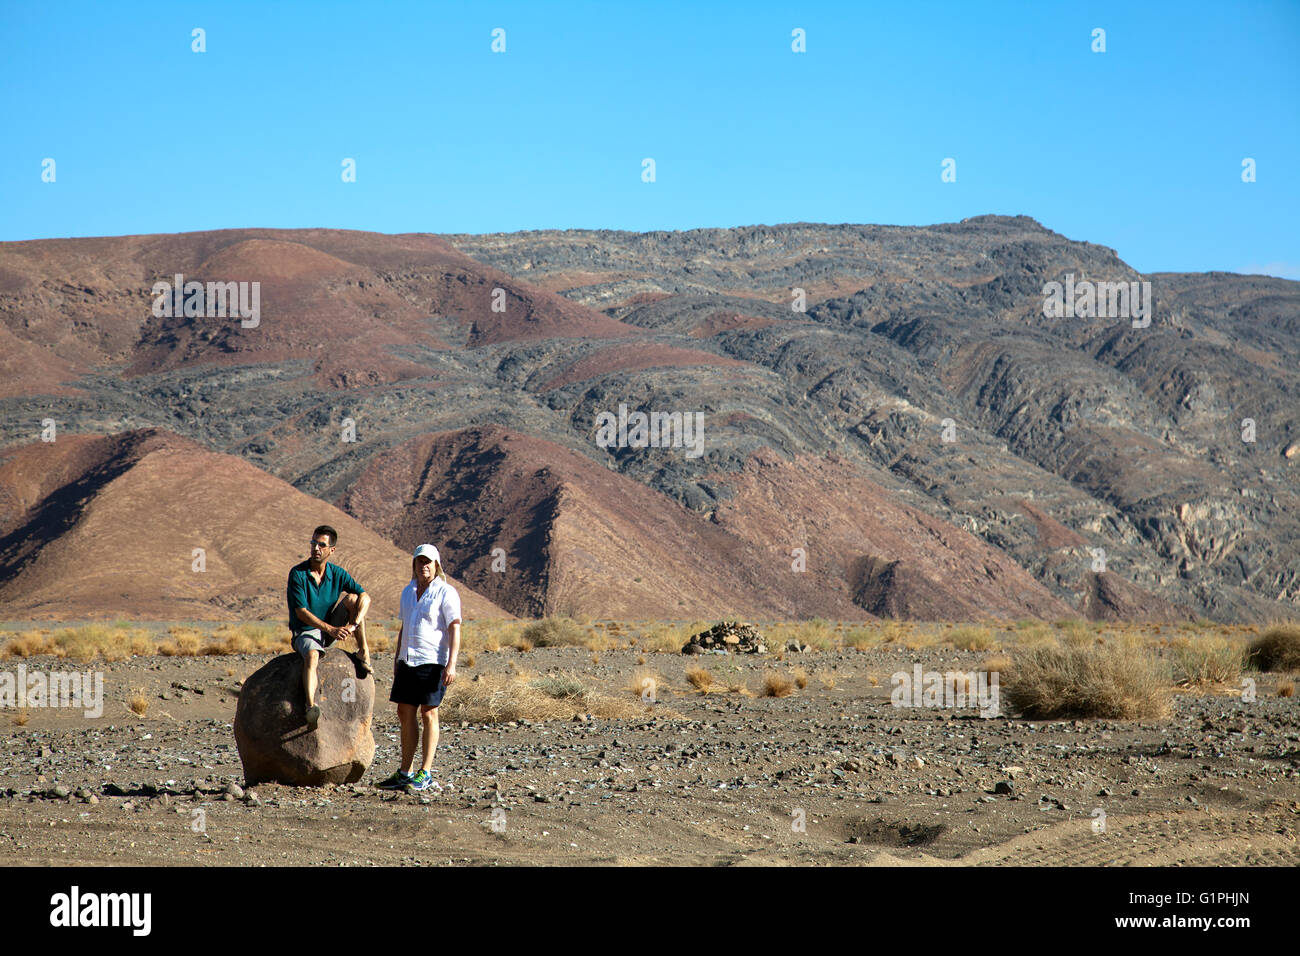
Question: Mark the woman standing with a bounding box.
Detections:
[375,544,462,791]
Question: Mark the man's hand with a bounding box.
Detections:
[443,664,457,688]
[325,623,349,641]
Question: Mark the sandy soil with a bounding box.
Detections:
[2,645,1297,866]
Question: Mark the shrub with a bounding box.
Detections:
[1170,636,1244,685]
[441,672,651,724]
[762,672,795,698]
[1246,623,1300,672]
[685,667,715,692]
[0,632,54,660]
[529,673,587,700]
[1004,636,1171,719]
[640,623,694,654]
[950,626,996,651]
[845,627,884,651]
[521,617,590,648]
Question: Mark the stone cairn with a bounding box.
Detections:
[680,620,767,655]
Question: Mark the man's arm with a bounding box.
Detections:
[296,606,345,641]
[394,622,403,676]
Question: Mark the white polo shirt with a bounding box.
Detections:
[398,577,462,666]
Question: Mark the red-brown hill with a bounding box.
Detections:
[0,429,510,622]
[0,229,637,392]
[338,425,1076,621]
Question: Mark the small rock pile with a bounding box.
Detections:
[680,621,767,655]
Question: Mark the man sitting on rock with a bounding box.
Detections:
[287,524,373,729]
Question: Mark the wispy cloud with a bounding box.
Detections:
[1235,263,1300,280]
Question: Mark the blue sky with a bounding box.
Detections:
[2,0,1298,276]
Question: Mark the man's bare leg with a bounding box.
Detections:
[398,703,419,773]
[355,616,372,674]
[331,594,373,675]
[302,649,321,727]
[419,705,438,773]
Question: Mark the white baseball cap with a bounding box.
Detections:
[413,544,440,563]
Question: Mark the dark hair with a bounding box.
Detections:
[313,525,338,547]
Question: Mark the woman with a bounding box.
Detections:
[375,544,462,791]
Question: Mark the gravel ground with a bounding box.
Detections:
[2,645,1298,866]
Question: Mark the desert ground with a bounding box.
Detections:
[1,618,1297,867]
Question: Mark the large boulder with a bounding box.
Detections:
[233,648,375,786]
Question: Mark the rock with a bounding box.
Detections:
[51,785,70,799]
[233,648,375,787]
[993,780,1014,795]
[680,621,767,655]
[224,782,245,800]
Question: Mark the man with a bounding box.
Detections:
[286,524,373,729]
[376,544,461,792]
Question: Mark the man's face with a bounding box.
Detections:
[414,556,434,582]
[309,536,335,564]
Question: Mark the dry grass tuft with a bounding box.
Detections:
[156,627,202,656]
[685,666,715,692]
[0,632,54,660]
[1012,622,1056,648]
[762,672,796,698]
[128,690,149,716]
[1054,619,1092,643]
[768,619,835,652]
[980,654,1013,677]
[844,627,884,651]
[1170,636,1244,685]
[520,617,593,649]
[1278,681,1295,698]
[11,709,30,726]
[626,668,664,701]
[639,623,696,654]
[950,626,997,651]
[469,620,525,653]
[1004,636,1171,719]
[440,672,655,724]
[792,667,809,689]
[902,628,942,651]
[1246,623,1300,672]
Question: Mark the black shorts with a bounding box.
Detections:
[390,660,447,707]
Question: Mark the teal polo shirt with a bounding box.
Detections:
[286,560,365,635]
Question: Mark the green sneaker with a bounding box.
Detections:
[406,770,433,792]
[376,769,413,790]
